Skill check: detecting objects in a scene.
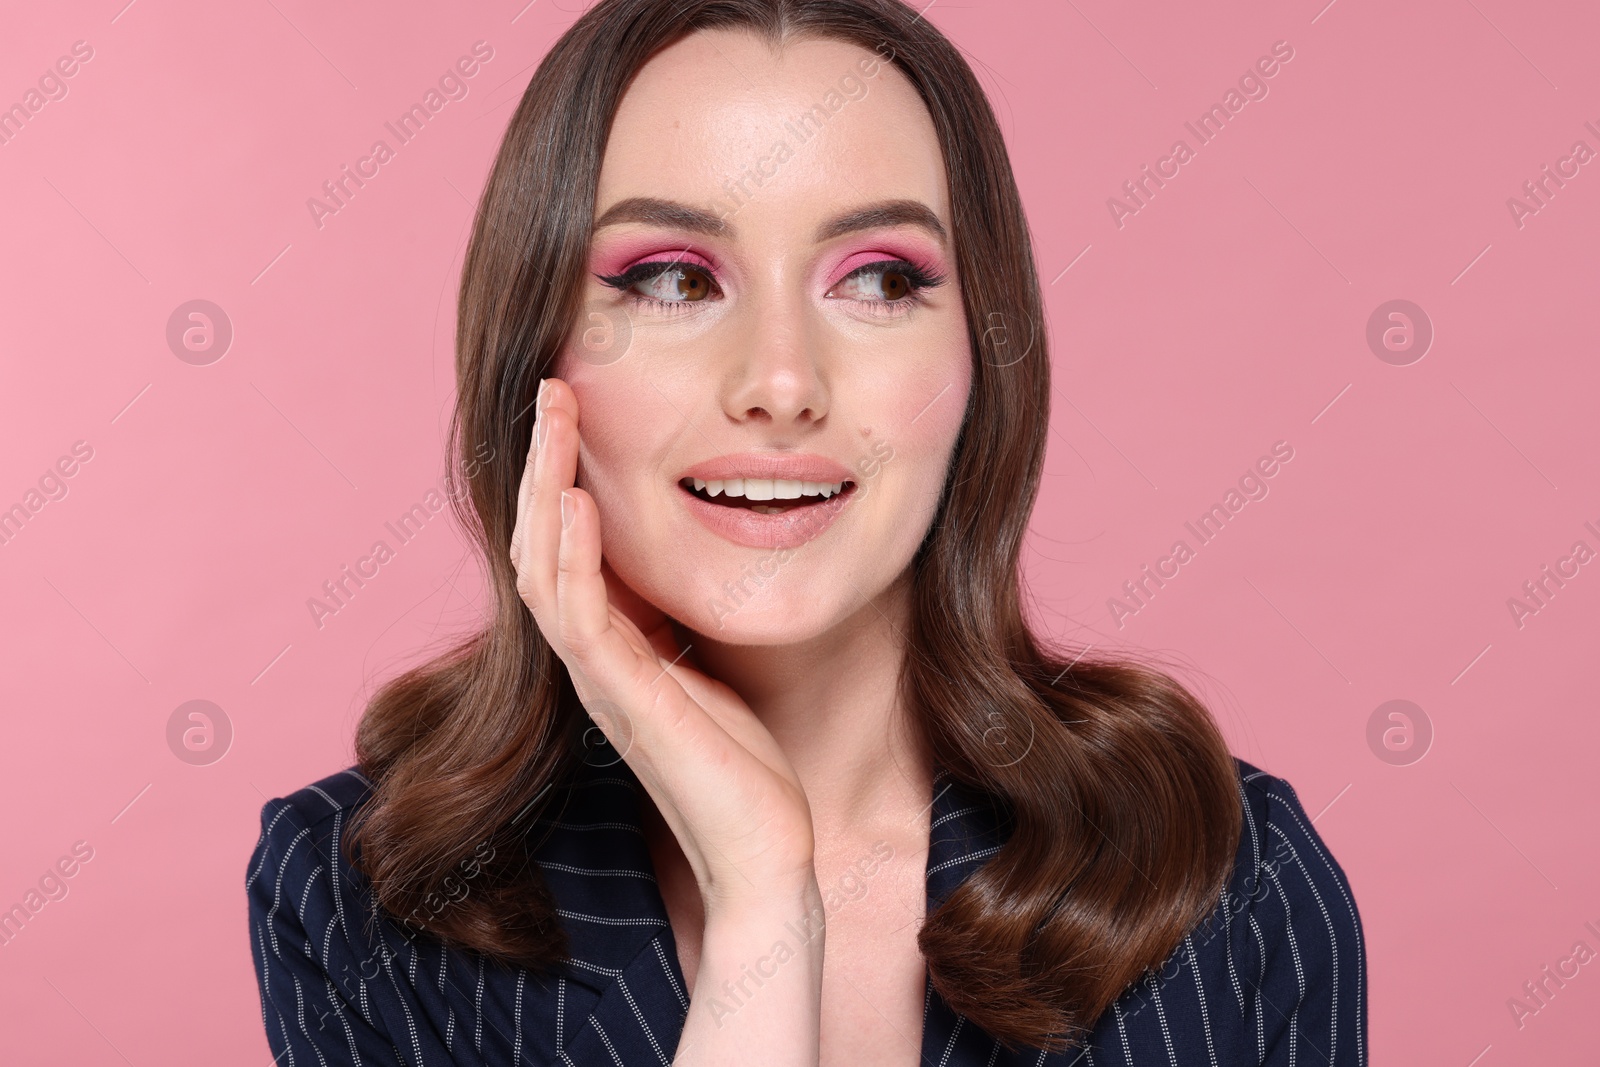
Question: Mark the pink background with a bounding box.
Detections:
[2,0,1596,1062]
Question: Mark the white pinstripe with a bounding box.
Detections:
[939,1014,965,1067]
[1149,978,1177,1066]
[265,825,312,959]
[591,1015,626,1065]
[557,976,566,1052]
[306,784,340,810]
[297,866,322,926]
[1114,1001,1134,1063]
[1264,861,1305,1067]
[328,812,353,960]
[380,934,423,1064]
[926,845,1002,877]
[321,972,364,1065]
[932,804,982,829]
[653,938,689,1012]
[1248,914,1267,1059]
[556,909,670,927]
[539,860,658,880]
[549,820,645,834]
[1184,931,1220,1067]
[290,974,331,1067]
[615,972,670,1063]
[513,969,527,1064]
[1221,883,1247,1018]
[256,920,297,1067]
[1268,821,1341,1065]
[440,946,457,1052]
[1267,790,1364,1067]
[249,804,294,886]
[474,953,485,1052]
[566,956,625,980]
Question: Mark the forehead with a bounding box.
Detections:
[595,29,951,229]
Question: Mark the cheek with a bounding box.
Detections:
[872,349,970,497]
[561,364,664,505]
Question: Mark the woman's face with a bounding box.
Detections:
[555,28,971,644]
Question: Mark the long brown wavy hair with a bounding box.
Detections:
[346,0,1241,1052]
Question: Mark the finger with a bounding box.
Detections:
[509,379,546,562]
[514,380,580,621]
[554,486,617,663]
[508,418,539,560]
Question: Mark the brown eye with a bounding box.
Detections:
[674,266,711,301]
[879,270,909,301]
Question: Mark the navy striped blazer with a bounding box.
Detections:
[247,754,1366,1065]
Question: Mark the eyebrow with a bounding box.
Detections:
[592,196,948,246]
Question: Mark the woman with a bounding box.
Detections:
[247,0,1366,1063]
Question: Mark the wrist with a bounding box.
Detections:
[702,874,825,935]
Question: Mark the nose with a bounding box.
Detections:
[717,278,829,430]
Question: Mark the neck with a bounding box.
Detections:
[674,574,932,840]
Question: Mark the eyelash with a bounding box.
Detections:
[595,256,947,318]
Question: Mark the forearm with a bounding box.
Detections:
[672,881,827,1067]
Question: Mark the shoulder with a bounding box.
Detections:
[1105,758,1368,1063]
[245,765,381,956]
[250,765,377,852]
[249,767,372,873]
[1223,757,1367,1058]
[1228,756,1363,939]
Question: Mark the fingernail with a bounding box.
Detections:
[536,378,550,411]
[536,417,548,451]
[560,491,574,530]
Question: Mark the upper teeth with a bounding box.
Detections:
[691,478,845,499]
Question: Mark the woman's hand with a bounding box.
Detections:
[510,377,818,913]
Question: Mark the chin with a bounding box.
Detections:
[614,550,857,652]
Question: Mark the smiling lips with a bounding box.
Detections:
[677,453,858,548]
